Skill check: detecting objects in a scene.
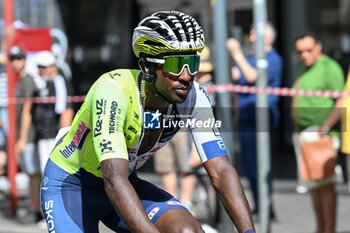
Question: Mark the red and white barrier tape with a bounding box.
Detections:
[0,84,348,105]
[0,96,85,105]
[204,84,350,98]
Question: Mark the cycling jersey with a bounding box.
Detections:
[49,68,227,178]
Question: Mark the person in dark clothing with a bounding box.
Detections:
[10,46,42,222]
[33,50,74,173]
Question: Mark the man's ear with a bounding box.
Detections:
[138,58,150,75]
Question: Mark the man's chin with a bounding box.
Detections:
[168,94,188,104]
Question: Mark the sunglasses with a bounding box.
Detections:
[145,55,200,76]
[9,57,24,61]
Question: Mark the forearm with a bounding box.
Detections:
[60,108,74,127]
[19,101,32,141]
[322,98,343,130]
[234,56,258,83]
[227,38,257,83]
[102,159,159,233]
[104,175,159,233]
[210,163,255,232]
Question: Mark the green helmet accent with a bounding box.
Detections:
[132,11,205,58]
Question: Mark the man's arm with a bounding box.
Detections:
[319,97,343,135]
[204,156,255,232]
[16,100,32,153]
[59,108,74,127]
[101,158,160,233]
[226,38,257,83]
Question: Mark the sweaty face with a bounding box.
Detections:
[295,36,322,67]
[154,65,195,103]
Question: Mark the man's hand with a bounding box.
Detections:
[226,38,244,61]
[16,138,26,155]
[231,67,241,81]
[318,125,330,138]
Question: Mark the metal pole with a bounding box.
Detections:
[4,0,18,215]
[212,0,235,232]
[253,0,271,232]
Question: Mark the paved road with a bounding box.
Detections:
[0,173,349,233]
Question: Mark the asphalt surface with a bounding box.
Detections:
[0,173,349,233]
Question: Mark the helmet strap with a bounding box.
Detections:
[139,58,156,84]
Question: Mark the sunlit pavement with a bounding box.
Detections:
[0,173,349,233]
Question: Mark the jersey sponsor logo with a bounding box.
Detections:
[59,141,76,159]
[212,127,221,136]
[128,125,137,135]
[44,200,55,232]
[125,134,132,142]
[41,176,49,191]
[166,200,184,206]
[109,72,121,79]
[144,110,161,129]
[201,139,227,160]
[113,72,121,77]
[73,121,91,149]
[134,111,139,120]
[100,139,113,153]
[59,121,90,159]
[109,101,120,134]
[148,207,160,220]
[94,99,106,137]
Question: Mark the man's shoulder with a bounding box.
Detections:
[22,73,35,81]
[86,69,140,109]
[95,69,137,90]
[318,55,343,76]
[19,73,36,88]
[102,69,139,80]
[321,55,342,68]
[268,49,283,64]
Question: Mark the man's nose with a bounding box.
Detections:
[178,66,192,83]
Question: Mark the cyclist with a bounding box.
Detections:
[41,11,255,233]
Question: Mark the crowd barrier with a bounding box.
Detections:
[1,84,349,104]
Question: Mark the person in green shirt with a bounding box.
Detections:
[293,31,344,233]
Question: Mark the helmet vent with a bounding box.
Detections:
[144,40,164,47]
[143,20,173,41]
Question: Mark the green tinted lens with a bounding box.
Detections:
[163,55,200,75]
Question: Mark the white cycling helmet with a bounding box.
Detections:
[132,11,205,58]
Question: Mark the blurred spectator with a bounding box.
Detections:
[292,31,344,233]
[153,131,196,211]
[9,46,42,223]
[226,22,283,219]
[0,50,7,179]
[33,51,74,173]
